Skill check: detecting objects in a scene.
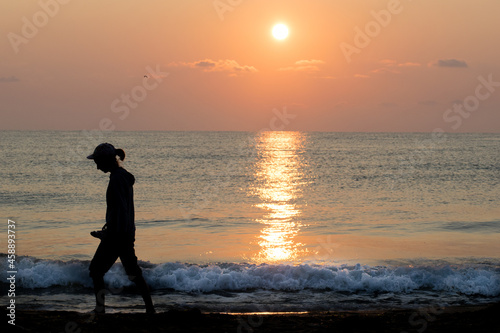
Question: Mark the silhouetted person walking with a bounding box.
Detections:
[87,143,155,314]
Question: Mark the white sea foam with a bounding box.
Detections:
[2,255,499,297]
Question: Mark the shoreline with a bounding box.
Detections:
[7,303,499,333]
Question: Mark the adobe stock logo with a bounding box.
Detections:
[7,0,72,54]
[213,0,244,21]
[110,65,169,122]
[340,0,413,64]
[442,74,500,130]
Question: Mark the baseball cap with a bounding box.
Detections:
[87,143,117,159]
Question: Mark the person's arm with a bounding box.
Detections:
[90,223,108,239]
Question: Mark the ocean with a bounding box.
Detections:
[1,131,499,313]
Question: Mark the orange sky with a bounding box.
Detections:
[1,0,499,131]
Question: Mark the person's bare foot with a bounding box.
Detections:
[89,307,105,315]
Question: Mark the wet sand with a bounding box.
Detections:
[7,303,500,333]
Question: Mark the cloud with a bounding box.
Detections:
[0,76,19,83]
[354,74,370,79]
[431,59,468,68]
[379,60,421,67]
[380,102,397,108]
[295,59,325,66]
[379,59,397,66]
[356,60,422,77]
[370,60,421,75]
[279,59,325,72]
[371,67,400,75]
[168,59,257,76]
[195,61,216,68]
[398,62,421,67]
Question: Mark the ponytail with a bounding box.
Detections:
[116,148,126,161]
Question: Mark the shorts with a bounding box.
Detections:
[89,238,143,282]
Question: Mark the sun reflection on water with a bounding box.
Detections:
[251,131,308,263]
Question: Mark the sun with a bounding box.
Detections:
[272,24,289,40]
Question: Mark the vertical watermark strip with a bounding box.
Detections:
[6,219,17,326]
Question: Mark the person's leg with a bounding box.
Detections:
[89,240,119,313]
[119,242,155,313]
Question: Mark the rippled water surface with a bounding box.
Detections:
[1,131,499,311]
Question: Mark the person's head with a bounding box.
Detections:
[87,143,126,173]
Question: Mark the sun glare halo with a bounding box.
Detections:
[272,24,289,40]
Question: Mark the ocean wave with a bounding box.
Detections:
[1,255,499,296]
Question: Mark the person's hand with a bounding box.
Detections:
[90,230,107,239]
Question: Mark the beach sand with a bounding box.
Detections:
[7,303,499,333]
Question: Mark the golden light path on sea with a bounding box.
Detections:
[251,132,306,263]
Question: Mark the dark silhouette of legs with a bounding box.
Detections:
[130,275,155,314]
[89,239,155,314]
[91,275,107,313]
[120,241,155,313]
[89,241,118,313]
